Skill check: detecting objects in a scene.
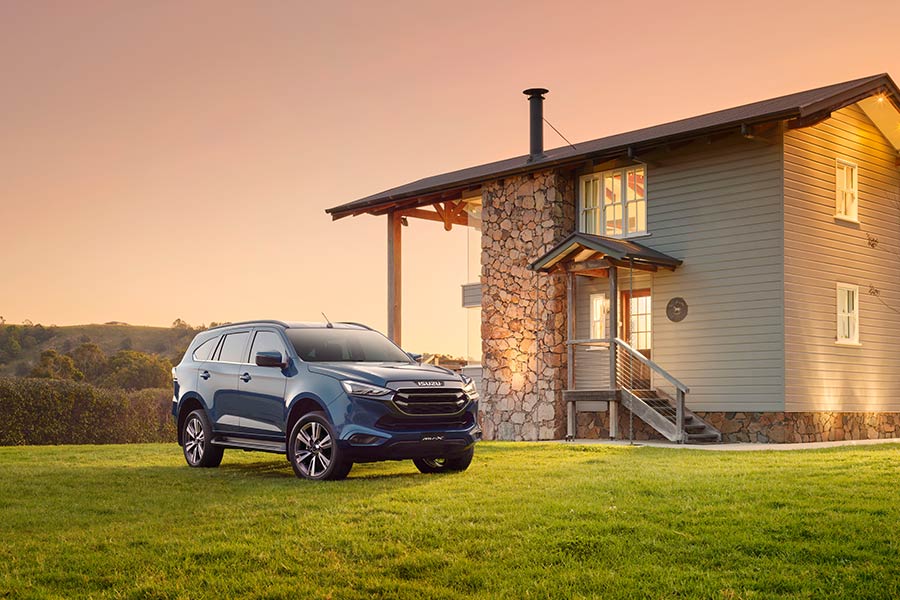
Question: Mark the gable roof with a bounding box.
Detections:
[528,232,682,272]
[326,74,899,220]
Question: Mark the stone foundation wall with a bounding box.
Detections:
[695,411,900,443]
[574,407,900,443]
[478,170,575,441]
[575,410,666,441]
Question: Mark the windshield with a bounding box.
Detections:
[287,328,413,363]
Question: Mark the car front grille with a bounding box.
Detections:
[391,388,469,416]
[375,412,475,432]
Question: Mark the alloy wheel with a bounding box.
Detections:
[184,416,205,465]
[294,421,333,478]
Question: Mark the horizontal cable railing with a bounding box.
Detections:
[565,337,690,442]
[613,338,688,442]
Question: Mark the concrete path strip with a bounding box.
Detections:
[553,437,900,451]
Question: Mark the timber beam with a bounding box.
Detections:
[399,206,469,227]
[786,111,831,130]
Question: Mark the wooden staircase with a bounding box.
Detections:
[614,339,722,444]
[620,389,721,443]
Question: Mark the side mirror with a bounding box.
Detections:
[255,351,286,368]
[407,352,423,364]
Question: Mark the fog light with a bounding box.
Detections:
[348,433,385,445]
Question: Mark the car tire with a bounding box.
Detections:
[288,412,352,480]
[413,446,474,474]
[181,409,224,468]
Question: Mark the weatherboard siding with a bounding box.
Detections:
[644,133,786,412]
[783,104,900,412]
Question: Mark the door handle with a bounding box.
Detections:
[200,371,210,380]
[240,373,252,383]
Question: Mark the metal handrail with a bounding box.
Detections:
[565,336,689,442]
[613,338,689,394]
[566,337,612,346]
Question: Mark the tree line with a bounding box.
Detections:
[28,344,172,391]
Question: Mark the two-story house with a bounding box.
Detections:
[326,74,900,443]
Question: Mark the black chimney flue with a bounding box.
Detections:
[523,87,548,161]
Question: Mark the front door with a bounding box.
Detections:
[621,289,651,389]
[236,329,289,438]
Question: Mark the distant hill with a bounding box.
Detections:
[0,323,198,377]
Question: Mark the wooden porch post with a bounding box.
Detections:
[608,266,618,439]
[387,210,402,346]
[566,271,576,439]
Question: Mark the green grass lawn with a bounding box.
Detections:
[1,442,899,599]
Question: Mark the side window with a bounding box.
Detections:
[249,331,286,361]
[835,159,858,222]
[589,293,608,342]
[836,284,860,345]
[216,332,250,363]
[192,336,220,362]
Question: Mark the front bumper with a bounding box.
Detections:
[341,424,481,461]
[337,391,481,462]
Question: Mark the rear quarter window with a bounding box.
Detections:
[192,336,220,362]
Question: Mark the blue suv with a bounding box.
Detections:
[172,321,480,480]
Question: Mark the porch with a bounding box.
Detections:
[529,232,722,443]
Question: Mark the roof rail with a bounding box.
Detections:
[205,320,290,331]
[336,321,373,330]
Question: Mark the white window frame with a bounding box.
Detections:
[835,283,860,346]
[588,293,608,350]
[578,165,647,238]
[835,159,858,223]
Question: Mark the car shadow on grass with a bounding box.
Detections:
[217,458,425,481]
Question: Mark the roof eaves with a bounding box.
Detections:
[798,74,893,117]
[327,113,796,220]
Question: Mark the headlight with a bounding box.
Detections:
[460,374,479,399]
[341,380,393,397]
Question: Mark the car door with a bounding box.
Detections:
[200,330,251,433]
[235,328,289,438]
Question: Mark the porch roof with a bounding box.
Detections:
[528,232,683,272]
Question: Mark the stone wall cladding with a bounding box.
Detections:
[479,170,575,441]
[695,411,900,443]
[574,408,900,443]
[575,410,666,441]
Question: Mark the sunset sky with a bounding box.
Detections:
[2,0,899,356]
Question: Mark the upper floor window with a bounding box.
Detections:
[579,166,646,237]
[835,159,858,222]
[836,283,859,345]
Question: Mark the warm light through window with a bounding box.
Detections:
[579,166,647,237]
[835,159,858,222]
[836,283,859,345]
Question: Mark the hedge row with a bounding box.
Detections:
[0,377,176,445]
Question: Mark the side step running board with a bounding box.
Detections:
[212,437,286,454]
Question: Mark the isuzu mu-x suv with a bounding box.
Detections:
[171,321,480,480]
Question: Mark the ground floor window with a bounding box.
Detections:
[836,283,859,345]
[589,293,608,342]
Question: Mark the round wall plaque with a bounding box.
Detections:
[666,297,688,322]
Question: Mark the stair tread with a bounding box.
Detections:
[622,387,722,444]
